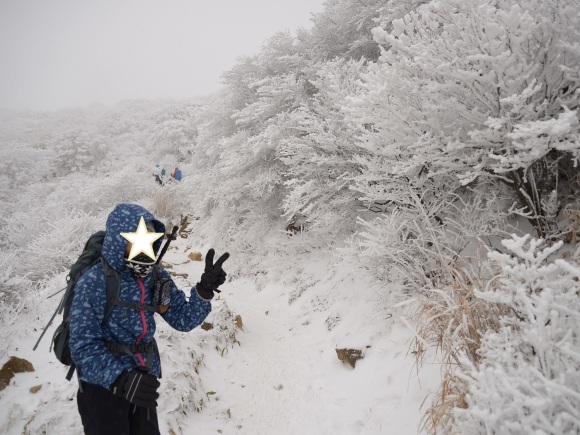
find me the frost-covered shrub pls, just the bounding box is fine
[345,182,511,304]
[308,0,383,62]
[150,118,196,158]
[0,252,30,300]
[454,235,580,434]
[0,252,30,323]
[157,329,207,417]
[352,0,580,238]
[0,252,17,290]
[22,208,104,280]
[0,141,54,190]
[279,59,367,241]
[156,302,239,433]
[188,124,287,259]
[149,175,201,227]
[52,130,106,175]
[207,301,240,352]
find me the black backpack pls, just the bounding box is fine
[33,232,123,380]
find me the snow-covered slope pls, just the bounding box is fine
[0,231,440,435]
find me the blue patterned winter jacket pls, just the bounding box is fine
[70,203,211,388]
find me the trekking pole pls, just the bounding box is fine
[155,226,178,265]
[47,285,67,299]
[33,291,66,351]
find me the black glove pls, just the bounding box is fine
[110,369,160,408]
[196,248,229,300]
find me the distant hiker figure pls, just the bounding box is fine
[69,203,229,435]
[153,164,165,185]
[170,165,182,182]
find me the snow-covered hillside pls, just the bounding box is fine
[0,224,440,435]
[1,0,580,433]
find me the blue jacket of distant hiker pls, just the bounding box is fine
[69,203,211,388]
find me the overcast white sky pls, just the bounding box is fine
[0,0,325,111]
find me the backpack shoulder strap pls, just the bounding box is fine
[101,259,157,323]
[152,264,162,280]
[102,258,120,323]
[65,363,76,381]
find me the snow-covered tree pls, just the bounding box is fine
[308,0,384,62]
[230,32,315,130]
[51,129,106,175]
[279,59,368,238]
[150,118,196,158]
[351,0,580,237]
[188,31,320,252]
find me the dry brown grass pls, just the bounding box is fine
[152,189,172,218]
[408,260,507,434]
[563,208,580,243]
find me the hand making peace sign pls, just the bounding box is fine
[196,249,230,300]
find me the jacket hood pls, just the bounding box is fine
[102,203,166,272]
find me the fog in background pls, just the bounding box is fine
[0,0,324,111]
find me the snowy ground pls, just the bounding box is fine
[188,280,440,435]
[0,233,441,435]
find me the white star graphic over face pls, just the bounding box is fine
[120,216,164,261]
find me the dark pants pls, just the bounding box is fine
[77,382,160,435]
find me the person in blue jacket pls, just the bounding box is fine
[70,203,228,435]
[171,165,182,182]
